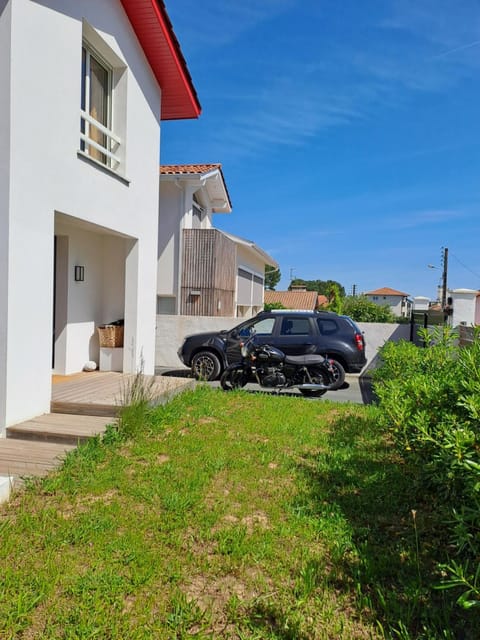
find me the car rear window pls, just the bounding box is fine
[317,318,339,335]
[280,317,310,335]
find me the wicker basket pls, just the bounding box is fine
[98,325,124,348]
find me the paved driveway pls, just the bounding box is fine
[157,368,374,405]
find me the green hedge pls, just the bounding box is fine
[373,327,480,610]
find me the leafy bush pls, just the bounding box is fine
[263,301,285,311]
[342,295,396,322]
[373,327,480,610]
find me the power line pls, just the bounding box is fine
[449,252,480,281]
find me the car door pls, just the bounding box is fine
[224,316,276,364]
[276,316,316,355]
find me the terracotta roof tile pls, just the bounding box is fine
[159,164,232,210]
[264,290,319,310]
[160,164,221,175]
[365,287,410,297]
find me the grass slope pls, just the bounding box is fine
[0,387,461,639]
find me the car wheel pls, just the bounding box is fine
[191,351,221,381]
[329,359,346,390]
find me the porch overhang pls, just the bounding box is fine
[221,231,278,269]
[160,164,232,212]
[120,0,201,120]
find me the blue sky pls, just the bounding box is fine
[161,0,480,299]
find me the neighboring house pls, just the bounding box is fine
[413,296,431,311]
[364,287,412,318]
[157,164,277,318]
[0,0,200,433]
[264,290,320,311]
[448,289,480,327]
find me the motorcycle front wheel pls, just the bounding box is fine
[220,368,249,391]
[300,366,329,397]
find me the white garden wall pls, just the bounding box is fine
[155,315,411,372]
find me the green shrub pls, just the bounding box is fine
[373,327,480,610]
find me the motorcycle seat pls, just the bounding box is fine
[284,354,325,366]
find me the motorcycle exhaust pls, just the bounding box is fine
[297,383,330,391]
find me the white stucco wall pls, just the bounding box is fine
[155,316,411,371]
[157,180,184,300]
[450,289,478,327]
[1,0,161,429]
[0,0,12,433]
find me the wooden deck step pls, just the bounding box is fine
[0,438,75,477]
[6,413,114,445]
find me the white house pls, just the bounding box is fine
[448,289,480,327]
[364,287,412,318]
[157,164,277,318]
[0,0,200,433]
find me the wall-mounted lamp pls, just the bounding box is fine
[190,290,201,296]
[74,265,85,282]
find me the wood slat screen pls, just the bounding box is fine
[181,229,236,316]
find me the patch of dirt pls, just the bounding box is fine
[197,417,218,425]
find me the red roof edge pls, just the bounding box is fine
[120,0,201,121]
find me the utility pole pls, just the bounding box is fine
[441,247,448,310]
[352,284,357,297]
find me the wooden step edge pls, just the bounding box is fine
[6,428,94,446]
[50,402,120,417]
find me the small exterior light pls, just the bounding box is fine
[74,265,85,282]
[190,290,201,296]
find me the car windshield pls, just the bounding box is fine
[237,317,275,337]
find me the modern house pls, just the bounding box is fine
[157,164,277,318]
[0,0,200,434]
[364,287,412,318]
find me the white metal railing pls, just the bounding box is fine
[80,110,121,170]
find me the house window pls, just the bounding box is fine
[80,43,121,171]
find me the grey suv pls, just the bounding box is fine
[177,310,366,386]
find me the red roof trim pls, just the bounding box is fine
[120,0,201,120]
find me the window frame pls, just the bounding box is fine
[78,22,127,178]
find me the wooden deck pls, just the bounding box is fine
[0,371,194,494]
[0,439,76,477]
[51,370,194,416]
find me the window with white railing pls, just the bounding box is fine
[80,44,122,171]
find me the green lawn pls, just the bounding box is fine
[0,387,465,639]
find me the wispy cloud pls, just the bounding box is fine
[388,208,468,229]
[168,0,480,158]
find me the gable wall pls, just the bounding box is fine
[2,0,162,426]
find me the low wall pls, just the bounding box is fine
[155,315,411,372]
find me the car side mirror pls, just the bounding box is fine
[230,329,239,339]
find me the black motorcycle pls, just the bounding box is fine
[220,333,336,397]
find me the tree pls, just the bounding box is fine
[342,295,395,323]
[264,266,281,290]
[264,301,285,312]
[290,278,346,297]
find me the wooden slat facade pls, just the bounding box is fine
[181,229,236,316]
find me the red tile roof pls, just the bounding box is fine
[160,164,221,175]
[160,164,232,211]
[120,0,201,120]
[317,294,328,308]
[365,287,410,297]
[264,290,319,311]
